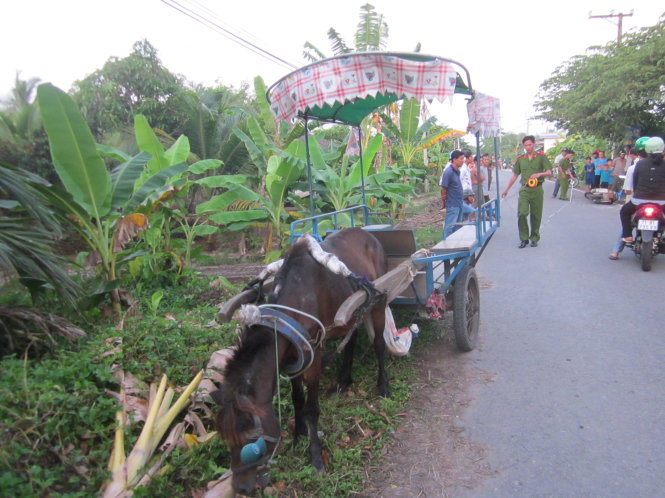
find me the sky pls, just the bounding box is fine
[3,0,663,134]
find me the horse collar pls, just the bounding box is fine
[257,307,314,376]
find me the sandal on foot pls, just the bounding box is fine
[621,237,633,243]
[608,253,619,260]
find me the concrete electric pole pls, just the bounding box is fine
[589,10,634,44]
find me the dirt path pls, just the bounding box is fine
[362,324,496,497]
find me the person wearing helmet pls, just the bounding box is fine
[619,136,665,242]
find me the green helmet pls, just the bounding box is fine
[635,137,650,151]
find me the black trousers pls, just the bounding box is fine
[620,201,638,238]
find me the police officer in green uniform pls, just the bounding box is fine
[557,148,575,200]
[501,135,553,248]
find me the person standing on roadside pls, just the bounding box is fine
[599,158,614,189]
[611,149,628,197]
[470,155,486,207]
[480,153,493,203]
[583,156,595,192]
[593,150,608,188]
[440,150,465,239]
[460,148,473,192]
[557,148,575,200]
[501,135,553,248]
[552,148,574,200]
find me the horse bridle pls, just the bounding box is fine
[231,413,280,474]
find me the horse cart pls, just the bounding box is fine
[220,52,501,350]
[213,53,501,495]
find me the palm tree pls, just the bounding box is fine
[303,3,389,61]
[0,163,80,307]
[0,74,42,144]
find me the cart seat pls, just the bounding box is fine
[431,225,477,253]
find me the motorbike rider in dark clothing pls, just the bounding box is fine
[620,136,665,242]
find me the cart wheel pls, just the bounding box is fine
[453,266,480,351]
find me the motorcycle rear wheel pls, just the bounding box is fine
[640,234,653,272]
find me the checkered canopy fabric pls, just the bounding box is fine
[267,53,463,125]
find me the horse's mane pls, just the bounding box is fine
[269,238,317,302]
[217,327,272,445]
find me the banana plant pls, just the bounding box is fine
[37,84,191,315]
[232,77,304,188]
[307,133,384,214]
[195,139,306,257]
[379,98,438,166]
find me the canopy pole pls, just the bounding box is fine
[304,117,318,236]
[475,131,482,239]
[493,136,501,226]
[358,126,368,225]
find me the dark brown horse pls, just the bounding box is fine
[215,228,388,495]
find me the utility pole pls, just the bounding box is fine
[589,10,633,44]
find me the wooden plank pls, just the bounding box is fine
[431,225,477,253]
[369,229,418,257]
[334,259,417,327]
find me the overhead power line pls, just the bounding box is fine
[158,0,300,71]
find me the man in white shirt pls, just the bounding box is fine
[460,148,473,192]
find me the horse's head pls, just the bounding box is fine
[214,328,281,496]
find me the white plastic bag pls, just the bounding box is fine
[383,307,417,356]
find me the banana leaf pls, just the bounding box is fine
[134,114,168,174]
[124,162,189,212]
[188,159,223,175]
[209,210,267,224]
[163,135,190,167]
[37,83,111,218]
[232,126,268,173]
[110,152,152,210]
[196,184,262,214]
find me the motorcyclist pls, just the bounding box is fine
[619,136,665,242]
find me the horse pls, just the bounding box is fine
[214,227,389,495]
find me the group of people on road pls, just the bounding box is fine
[441,134,665,255]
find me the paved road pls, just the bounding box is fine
[461,170,665,496]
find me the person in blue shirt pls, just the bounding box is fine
[440,149,465,239]
[594,150,608,188]
[599,158,614,188]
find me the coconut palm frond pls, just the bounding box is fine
[328,28,352,56]
[0,305,86,358]
[302,41,327,63]
[355,4,389,52]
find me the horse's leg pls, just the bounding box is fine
[302,359,324,472]
[369,302,390,397]
[336,329,357,393]
[291,375,307,444]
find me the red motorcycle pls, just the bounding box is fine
[629,203,665,271]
